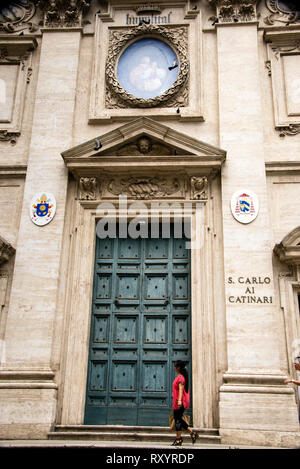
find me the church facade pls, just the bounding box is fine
[0,0,300,447]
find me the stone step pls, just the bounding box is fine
[48,426,221,444]
[48,431,221,444]
[52,425,219,435]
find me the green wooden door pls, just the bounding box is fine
[84,225,192,426]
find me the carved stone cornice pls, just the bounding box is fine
[274,243,300,265]
[264,0,300,26]
[0,236,15,265]
[105,23,189,109]
[274,226,300,265]
[0,1,39,34]
[37,0,91,28]
[208,0,258,23]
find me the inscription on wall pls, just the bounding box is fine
[126,12,172,25]
[227,276,273,304]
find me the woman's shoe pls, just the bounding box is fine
[171,437,183,446]
[191,431,199,444]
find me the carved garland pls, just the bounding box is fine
[105,23,189,109]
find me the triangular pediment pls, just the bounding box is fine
[61,117,226,176]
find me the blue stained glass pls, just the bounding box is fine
[117,38,179,99]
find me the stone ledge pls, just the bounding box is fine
[220,429,300,449]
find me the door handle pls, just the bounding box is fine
[114,299,120,306]
[163,299,169,306]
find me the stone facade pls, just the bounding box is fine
[0,0,299,447]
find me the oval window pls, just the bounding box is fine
[117,38,179,99]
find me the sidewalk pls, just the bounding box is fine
[0,439,288,449]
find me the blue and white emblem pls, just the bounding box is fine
[231,189,259,224]
[30,192,56,226]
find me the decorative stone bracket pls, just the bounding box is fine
[274,226,300,266]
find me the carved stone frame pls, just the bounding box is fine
[105,23,189,109]
[56,118,226,428]
[264,30,300,137]
[274,228,300,404]
[0,36,37,144]
[89,6,204,122]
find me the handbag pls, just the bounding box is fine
[169,413,190,430]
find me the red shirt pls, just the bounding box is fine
[172,374,190,410]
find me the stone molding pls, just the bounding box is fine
[105,23,189,109]
[274,226,300,265]
[0,36,37,144]
[0,235,15,266]
[265,29,300,137]
[208,0,258,23]
[264,0,300,26]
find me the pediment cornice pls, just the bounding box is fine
[61,118,226,177]
[274,226,300,265]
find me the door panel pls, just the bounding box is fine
[84,225,192,426]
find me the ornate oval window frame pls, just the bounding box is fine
[105,23,189,108]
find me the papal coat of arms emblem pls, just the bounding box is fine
[30,192,56,226]
[230,190,259,224]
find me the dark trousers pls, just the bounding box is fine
[173,404,189,431]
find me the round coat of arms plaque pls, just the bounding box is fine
[30,192,56,226]
[230,189,259,224]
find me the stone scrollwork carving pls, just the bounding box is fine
[264,0,300,25]
[105,23,189,109]
[78,177,99,200]
[208,0,257,23]
[0,235,15,266]
[106,176,182,200]
[0,0,39,34]
[37,0,91,28]
[0,130,21,145]
[278,124,300,138]
[191,176,208,200]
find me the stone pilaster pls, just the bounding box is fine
[216,20,299,445]
[0,30,81,438]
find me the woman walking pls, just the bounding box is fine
[171,360,199,446]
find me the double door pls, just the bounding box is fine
[84,225,192,426]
